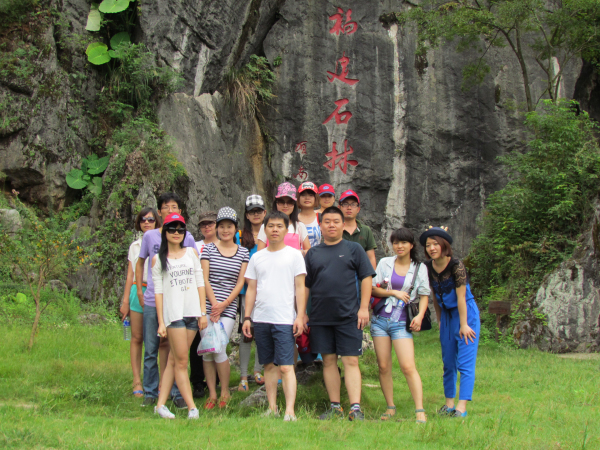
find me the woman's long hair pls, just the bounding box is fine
[390,228,419,263]
[241,214,256,249]
[158,221,185,272]
[272,199,298,233]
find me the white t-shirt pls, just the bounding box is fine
[257,222,309,250]
[152,247,204,327]
[244,246,307,325]
[303,216,321,248]
[128,238,148,283]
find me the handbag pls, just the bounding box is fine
[405,263,432,332]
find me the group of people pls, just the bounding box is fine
[119,181,480,422]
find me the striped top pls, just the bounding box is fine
[201,242,249,320]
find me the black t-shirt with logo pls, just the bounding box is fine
[305,239,376,325]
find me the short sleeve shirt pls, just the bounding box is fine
[305,240,376,325]
[342,220,377,252]
[201,243,249,320]
[424,258,475,309]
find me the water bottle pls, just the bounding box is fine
[386,278,404,322]
[123,317,131,341]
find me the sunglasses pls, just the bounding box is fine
[247,209,264,215]
[199,221,216,228]
[166,227,186,234]
[140,217,156,224]
[276,200,295,206]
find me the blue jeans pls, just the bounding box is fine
[143,305,181,399]
[370,316,413,340]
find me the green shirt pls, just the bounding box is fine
[342,220,377,252]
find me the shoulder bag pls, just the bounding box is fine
[406,263,432,332]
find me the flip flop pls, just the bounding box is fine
[218,397,230,409]
[204,398,217,410]
[254,373,265,385]
[132,382,144,398]
[380,406,396,421]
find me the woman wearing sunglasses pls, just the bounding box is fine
[257,182,310,255]
[153,213,208,419]
[120,207,161,398]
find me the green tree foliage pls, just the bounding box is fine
[468,100,600,334]
[0,191,88,350]
[382,0,600,111]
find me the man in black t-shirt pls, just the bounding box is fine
[304,207,375,421]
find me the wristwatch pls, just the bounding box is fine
[199,312,207,317]
[243,316,252,323]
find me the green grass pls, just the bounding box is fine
[0,325,598,449]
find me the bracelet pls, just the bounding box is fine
[243,317,252,323]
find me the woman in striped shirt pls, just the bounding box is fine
[200,207,249,409]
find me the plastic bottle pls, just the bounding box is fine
[123,317,131,341]
[387,278,405,322]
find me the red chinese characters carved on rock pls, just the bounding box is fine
[323,99,352,125]
[295,141,307,155]
[329,7,357,36]
[294,165,308,182]
[323,140,358,174]
[327,52,359,86]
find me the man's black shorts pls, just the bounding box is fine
[309,321,363,356]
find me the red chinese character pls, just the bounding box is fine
[322,99,353,125]
[294,165,308,182]
[327,52,359,86]
[323,140,358,174]
[294,141,307,155]
[329,8,357,36]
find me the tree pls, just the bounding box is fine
[382,0,600,112]
[0,191,88,350]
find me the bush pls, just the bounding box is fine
[467,100,600,336]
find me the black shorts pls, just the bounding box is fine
[309,321,363,357]
[254,323,295,366]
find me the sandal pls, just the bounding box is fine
[254,373,265,386]
[238,381,249,392]
[218,397,230,409]
[132,382,144,398]
[380,406,396,421]
[204,398,217,410]
[415,408,427,423]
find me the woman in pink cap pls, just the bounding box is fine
[298,181,322,248]
[257,182,310,254]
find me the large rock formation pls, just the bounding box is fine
[514,205,600,353]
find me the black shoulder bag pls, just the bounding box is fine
[406,263,432,332]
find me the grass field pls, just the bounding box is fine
[0,324,598,449]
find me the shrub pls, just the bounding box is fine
[467,100,600,337]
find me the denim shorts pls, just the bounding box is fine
[370,316,412,340]
[168,317,199,331]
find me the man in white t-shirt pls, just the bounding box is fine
[242,211,307,421]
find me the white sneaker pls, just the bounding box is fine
[283,414,297,422]
[188,408,199,419]
[262,408,280,418]
[154,405,175,419]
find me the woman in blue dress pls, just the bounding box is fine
[420,227,479,418]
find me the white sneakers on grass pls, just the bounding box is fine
[283,414,297,422]
[155,405,199,420]
[154,405,175,419]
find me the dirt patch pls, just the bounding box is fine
[556,353,600,360]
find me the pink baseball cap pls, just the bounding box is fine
[318,184,335,196]
[339,189,360,204]
[163,213,186,226]
[298,181,318,195]
[276,182,297,201]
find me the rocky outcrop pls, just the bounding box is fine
[514,206,600,353]
[156,92,272,236]
[0,0,99,211]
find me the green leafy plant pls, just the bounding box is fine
[224,55,276,119]
[66,154,109,195]
[467,100,600,337]
[0,191,88,350]
[85,32,131,65]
